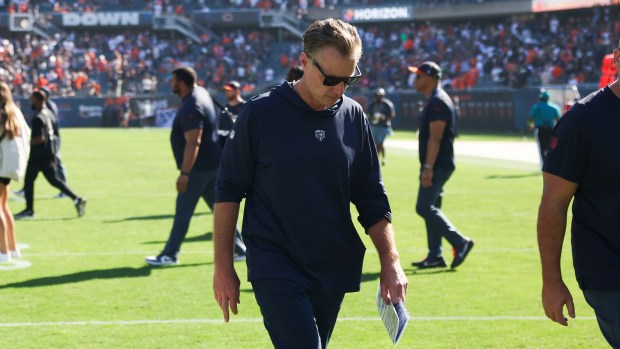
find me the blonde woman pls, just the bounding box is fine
[0,82,28,261]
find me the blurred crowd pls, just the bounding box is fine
[0,29,275,97]
[6,0,523,14]
[356,6,619,92]
[0,2,618,97]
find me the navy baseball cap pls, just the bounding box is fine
[408,61,442,79]
[223,81,241,91]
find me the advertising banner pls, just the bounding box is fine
[342,6,413,23]
[51,12,153,28]
[192,10,260,27]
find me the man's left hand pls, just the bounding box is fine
[421,168,433,188]
[177,174,189,193]
[379,258,408,305]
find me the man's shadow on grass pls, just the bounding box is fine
[486,172,540,179]
[0,263,210,289]
[406,267,456,275]
[105,212,211,223]
[142,232,212,245]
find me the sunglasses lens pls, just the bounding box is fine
[346,76,360,85]
[323,78,341,86]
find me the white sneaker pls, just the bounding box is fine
[145,254,178,266]
[0,253,11,262]
[9,249,21,259]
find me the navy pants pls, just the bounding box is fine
[535,126,554,166]
[162,169,245,257]
[416,168,466,258]
[24,156,79,212]
[583,289,620,348]
[252,279,345,349]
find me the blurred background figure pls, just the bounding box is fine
[14,87,69,199]
[145,67,224,266]
[529,91,561,167]
[219,80,247,261]
[367,87,395,166]
[14,91,86,220]
[285,65,304,82]
[0,82,30,261]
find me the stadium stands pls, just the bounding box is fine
[0,2,617,97]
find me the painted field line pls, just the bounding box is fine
[23,247,555,257]
[0,316,596,327]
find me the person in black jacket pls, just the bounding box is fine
[14,91,86,219]
[14,86,69,199]
[213,18,407,349]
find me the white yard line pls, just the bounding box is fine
[387,139,539,164]
[0,316,596,327]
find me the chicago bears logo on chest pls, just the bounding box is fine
[315,130,326,142]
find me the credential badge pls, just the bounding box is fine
[315,130,325,142]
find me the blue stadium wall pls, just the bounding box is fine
[15,88,595,132]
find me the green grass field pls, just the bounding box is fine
[0,129,606,348]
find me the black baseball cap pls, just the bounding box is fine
[408,61,442,79]
[223,81,241,91]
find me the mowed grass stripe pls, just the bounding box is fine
[0,316,597,327]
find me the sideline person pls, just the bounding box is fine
[14,91,86,219]
[285,65,304,82]
[529,91,561,167]
[213,18,408,349]
[0,82,29,261]
[537,41,620,347]
[409,61,474,269]
[15,86,69,199]
[219,80,247,261]
[367,87,395,166]
[145,67,221,266]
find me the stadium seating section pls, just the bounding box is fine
[0,1,618,97]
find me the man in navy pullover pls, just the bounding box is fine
[213,19,408,348]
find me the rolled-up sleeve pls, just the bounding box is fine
[351,114,392,230]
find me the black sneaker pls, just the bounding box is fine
[14,209,34,220]
[145,254,179,266]
[451,239,475,269]
[412,256,447,269]
[75,198,87,217]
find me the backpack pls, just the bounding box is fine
[0,109,31,182]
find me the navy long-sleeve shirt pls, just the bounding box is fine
[216,82,391,293]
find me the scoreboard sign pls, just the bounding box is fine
[342,6,413,23]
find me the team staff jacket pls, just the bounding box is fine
[418,88,456,171]
[543,86,620,291]
[216,82,391,293]
[29,108,55,159]
[170,86,221,171]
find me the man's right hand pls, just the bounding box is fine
[213,267,241,322]
[542,278,575,326]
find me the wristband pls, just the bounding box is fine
[423,163,433,170]
[180,171,190,176]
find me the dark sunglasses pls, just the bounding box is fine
[305,51,362,86]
